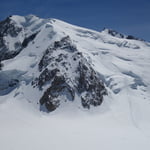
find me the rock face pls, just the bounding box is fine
[0,16,37,61]
[0,17,23,61]
[0,17,22,37]
[77,61,106,109]
[33,36,107,112]
[103,28,144,41]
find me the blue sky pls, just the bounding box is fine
[0,0,150,41]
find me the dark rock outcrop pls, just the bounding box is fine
[22,32,38,48]
[0,17,23,61]
[35,36,107,112]
[40,75,75,112]
[77,61,107,109]
[0,17,38,62]
[0,17,22,37]
[103,28,144,41]
[106,29,124,38]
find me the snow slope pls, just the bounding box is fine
[0,15,150,150]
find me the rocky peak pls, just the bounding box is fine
[33,36,107,112]
[102,28,144,41]
[0,17,23,61]
[0,16,22,37]
[102,28,125,39]
[0,16,39,61]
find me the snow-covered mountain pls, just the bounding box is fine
[0,15,108,112]
[0,15,150,150]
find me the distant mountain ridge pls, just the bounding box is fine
[102,28,144,41]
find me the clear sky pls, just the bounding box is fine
[0,0,150,41]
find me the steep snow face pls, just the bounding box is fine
[0,15,150,149]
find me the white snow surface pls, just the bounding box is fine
[0,15,150,150]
